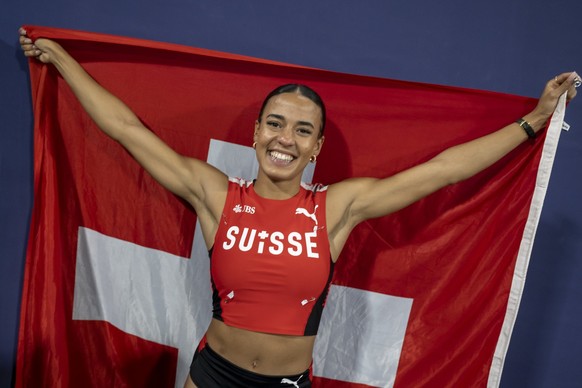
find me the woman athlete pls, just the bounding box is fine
[19,28,578,388]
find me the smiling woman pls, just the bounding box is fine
[17,26,578,388]
[253,90,325,196]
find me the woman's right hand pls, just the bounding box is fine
[19,27,61,64]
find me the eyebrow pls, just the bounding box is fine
[266,114,315,129]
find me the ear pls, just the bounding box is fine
[313,135,325,157]
[254,120,260,142]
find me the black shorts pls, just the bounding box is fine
[189,343,311,388]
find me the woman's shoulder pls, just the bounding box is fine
[300,181,328,193]
[325,177,379,211]
[228,176,254,187]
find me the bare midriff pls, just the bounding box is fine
[205,318,315,375]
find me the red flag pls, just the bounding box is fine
[17,25,564,387]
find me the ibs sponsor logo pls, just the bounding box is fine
[233,204,255,214]
[222,226,319,259]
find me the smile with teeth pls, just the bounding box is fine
[269,151,295,164]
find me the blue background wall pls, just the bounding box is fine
[1,1,581,386]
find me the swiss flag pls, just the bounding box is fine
[16,25,565,387]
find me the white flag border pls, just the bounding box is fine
[487,93,568,387]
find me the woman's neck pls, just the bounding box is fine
[253,174,301,200]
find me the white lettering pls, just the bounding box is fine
[239,228,256,251]
[222,227,320,258]
[269,232,284,255]
[305,230,319,259]
[223,226,239,250]
[288,232,303,256]
[257,230,269,254]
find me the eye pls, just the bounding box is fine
[267,120,282,128]
[297,127,313,136]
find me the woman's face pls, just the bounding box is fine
[254,92,324,183]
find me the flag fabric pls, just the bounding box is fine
[16,25,565,388]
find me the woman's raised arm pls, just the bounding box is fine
[326,72,578,256]
[19,28,227,214]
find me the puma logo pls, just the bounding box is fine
[281,374,303,388]
[295,205,318,226]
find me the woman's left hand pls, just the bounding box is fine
[532,71,578,120]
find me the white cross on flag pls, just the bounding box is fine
[16,25,566,388]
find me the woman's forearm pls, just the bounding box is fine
[433,117,540,185]
[47,41,142,142]
[435,73,577,185]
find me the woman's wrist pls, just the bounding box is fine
[522,111,550,134]
[47,42,74,73]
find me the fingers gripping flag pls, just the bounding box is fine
[17,26,566,388]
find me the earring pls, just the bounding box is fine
[310,155,317,163]
[252,142,257,149]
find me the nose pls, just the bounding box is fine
[277,126,295,146]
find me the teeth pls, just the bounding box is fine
[270,151,294,162]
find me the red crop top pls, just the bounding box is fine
[210,177,334,336]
